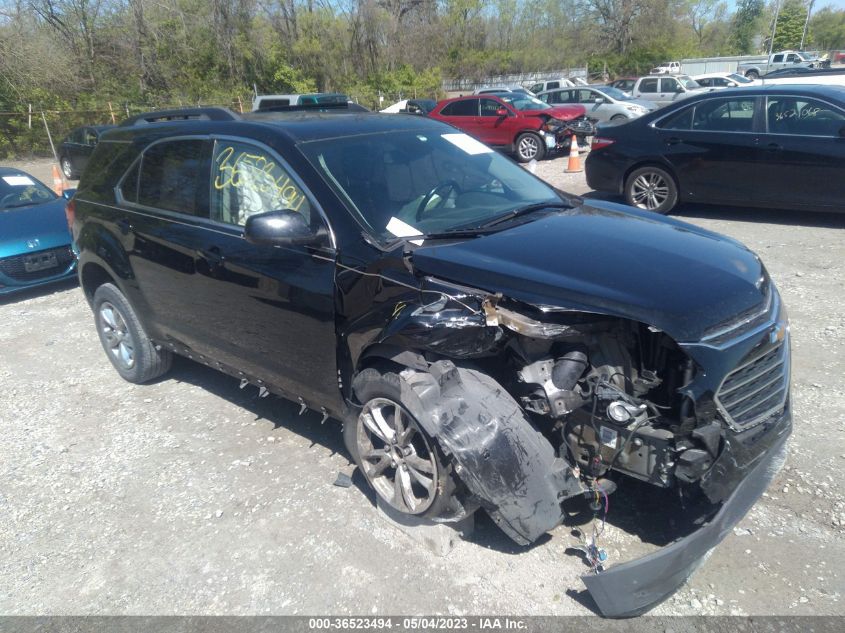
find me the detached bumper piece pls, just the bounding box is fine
[582,421,790,617]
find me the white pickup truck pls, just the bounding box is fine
[650,61,681,75]
[630,74,709,107]
[737,51,817,80]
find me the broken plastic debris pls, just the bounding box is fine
[333,472,353,488]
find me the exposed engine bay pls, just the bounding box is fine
[366,275,792,616]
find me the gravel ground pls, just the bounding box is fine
[1,156,843,616]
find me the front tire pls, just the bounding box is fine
[345,368,457,519]
[624,165,678,214]
[745,70,759,80]
[514,132,545,163]
[92,283,172,383]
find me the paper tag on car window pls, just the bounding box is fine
[386,217,424,245]
[3,176,35,186]
[442,133,493,155]
[599,426,618,448]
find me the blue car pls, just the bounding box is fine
[0,167,77,296]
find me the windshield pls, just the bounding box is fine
[300,130,561,243]
[0,173,56,210]
[498,94,551,111]
[678,75,702,90]
[728,73,753,84]
[594,85,632,101]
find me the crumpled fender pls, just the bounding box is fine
[390,360,583,544]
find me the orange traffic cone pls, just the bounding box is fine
[565,136,582,173]
[51,164,65,195]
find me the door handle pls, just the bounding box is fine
[666,137,682,146]
[116,218,132,235]
[766,142,783,151]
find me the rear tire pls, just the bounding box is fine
[610,114,628,122]
[624,165,678,214]
[92,283,172,384]
[60,156,76,180]
[745,70,759,80]
[514,132,545,163]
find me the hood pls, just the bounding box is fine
[411,201,767,342]
[0,198,72,257]
[524,105,586,121]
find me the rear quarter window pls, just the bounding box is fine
[76,139,138,202]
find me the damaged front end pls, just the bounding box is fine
[352,272,791,617]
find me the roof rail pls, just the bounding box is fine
[120,107,240,127]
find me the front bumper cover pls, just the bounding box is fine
[582,408,791,617]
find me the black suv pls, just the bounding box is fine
[70,107,792,616]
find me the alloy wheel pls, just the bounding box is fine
[98,301,135,370]
[61,158,73,180]
[630,172,670,210]
[517,135,540,161]
[356,398,438,514]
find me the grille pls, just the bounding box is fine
[567,117,596,136]
[0,246,75,282]
[716,342,789,430]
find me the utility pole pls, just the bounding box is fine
[800,0,816,51]
[768,0,783,56]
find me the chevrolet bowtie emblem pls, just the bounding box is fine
[26,238,40,249]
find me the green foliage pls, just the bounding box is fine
[808,6,845,51]
[732,0,765,53]
[773,0,809,51]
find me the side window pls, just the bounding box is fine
[767,96,845,136]
[479,99,502,116]
[441,99,478,116]
[136,139,211,216]
[772,54,784,63]
[786,53,798,63]
[693,97,756,132]
[657,106,694,130]
[547,81,559,90]
[581,90,598,103]
[639,78,658,93]
[530,84,543,94]
[83,128,98,145]
[210,141,313,227]
[661,78,680,93]
[697,79,711,87]
[119,158,141,202]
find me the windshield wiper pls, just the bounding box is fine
[478,201,570,229]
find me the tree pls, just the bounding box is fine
[732,0,764,53]
[772,0,809,51]
[808,7,845,50]
[685,0,727,47]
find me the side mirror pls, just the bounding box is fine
[594,97,604,104]
[244,210,322,247]
[62,188,77,200]
[496,107,509,117]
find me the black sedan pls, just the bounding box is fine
[585,85,845,214]
[59,125,114,180]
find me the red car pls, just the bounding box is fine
[429,93,589,162]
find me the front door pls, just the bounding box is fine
[476,98,515,146]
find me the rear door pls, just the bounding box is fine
[758,94,845,210]
[436,99,481,139]
[636,77,660,104]
[654,95,762,204]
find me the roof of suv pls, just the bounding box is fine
[105,107,449,145]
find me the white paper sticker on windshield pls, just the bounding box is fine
[385,216,424,245]
[3,175,35,186]
[442,133,493,155]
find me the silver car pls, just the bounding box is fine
[537,85,656,123]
